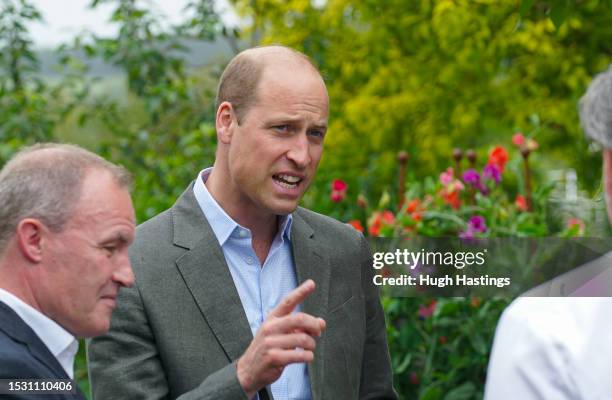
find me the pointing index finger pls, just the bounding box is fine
[271,279,315,317]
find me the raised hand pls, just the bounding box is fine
[236,279,326,398]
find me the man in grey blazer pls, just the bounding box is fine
[88,45,397,400]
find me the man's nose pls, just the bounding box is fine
[113,254,135,288]
[287,133,311,168]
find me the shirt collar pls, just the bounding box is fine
[193,168,293,245]
[0,288,78,378]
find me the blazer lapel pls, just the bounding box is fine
[291,210,331,400]
[172,184,254,362]
[0,302,70,379]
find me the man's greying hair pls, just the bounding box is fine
[0,143,131,253]
[215,45,320,124]
[579,65,612,149]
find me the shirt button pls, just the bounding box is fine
[246,257,254,265]
[239,230,249,238]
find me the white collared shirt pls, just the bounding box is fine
[485,297,612,400]
[0,288,79,379]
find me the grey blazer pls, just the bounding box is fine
[87,183,397,400]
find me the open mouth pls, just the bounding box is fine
[272,173,303,189]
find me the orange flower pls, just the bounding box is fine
[411,212,422,222]
[441,189,461,209]
[405,199,421,213]
[488,146,509,172]
[515,194,528,211]
[368,210,395,236]
[347,220,364,233]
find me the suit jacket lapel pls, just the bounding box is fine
[0,301,70,379]
[291,210,331,400]
[172,184,254,362]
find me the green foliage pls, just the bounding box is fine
[0,0,88,164]
[71,0,223,221]
[385,297,509,400]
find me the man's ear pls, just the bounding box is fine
[216,101,237,145]
[16,219,47,263]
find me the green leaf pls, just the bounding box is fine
[549,0,570,29]
[443,382,476,400]
[519,0,535,17]
[420,386,443,400]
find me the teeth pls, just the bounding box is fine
[278,174,301,183]
[276,180,297,189]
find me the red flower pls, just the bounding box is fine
[347,220,364,233]
[417,299,437,319]
[409,372,420,386]
[411,212,422,222]
[332,179,348,191]
[488,146,509,172]
[330,179,348,202]
[515,194,528,212]
[439,336,447,345]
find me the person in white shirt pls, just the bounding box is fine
[0,143,136,399]
[484,66,612,399]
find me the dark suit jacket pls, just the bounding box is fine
[0,301,85,400]
[87,183,397,400]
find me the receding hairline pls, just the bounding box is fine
[6,143,131,188]
[215,45,326,122]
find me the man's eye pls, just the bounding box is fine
[309,129,325,138]
[103,246,117,256]
[273,125,290,133]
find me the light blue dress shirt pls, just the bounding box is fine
[193,168,311,400]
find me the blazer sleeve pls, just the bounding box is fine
[358,233,399,400]
[87,268,248,400]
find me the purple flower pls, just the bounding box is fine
[459,228,475,239]
[462,169,481,186]
[483,164,501,184]
[469,215,487,233]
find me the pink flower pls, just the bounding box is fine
[440,167,454,186]
[330,179,348,202]
[512,132,526,147]
[418,300,437,319]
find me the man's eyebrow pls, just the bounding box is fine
[102,233,132,245]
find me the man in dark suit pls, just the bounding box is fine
[0,143,136,399]
[88,46,397,399]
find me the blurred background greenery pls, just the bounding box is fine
[2,0,611,398]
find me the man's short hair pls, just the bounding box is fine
[0,143,131,252]
[215,45,320,124]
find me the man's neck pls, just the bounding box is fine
[205,167,279,245]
